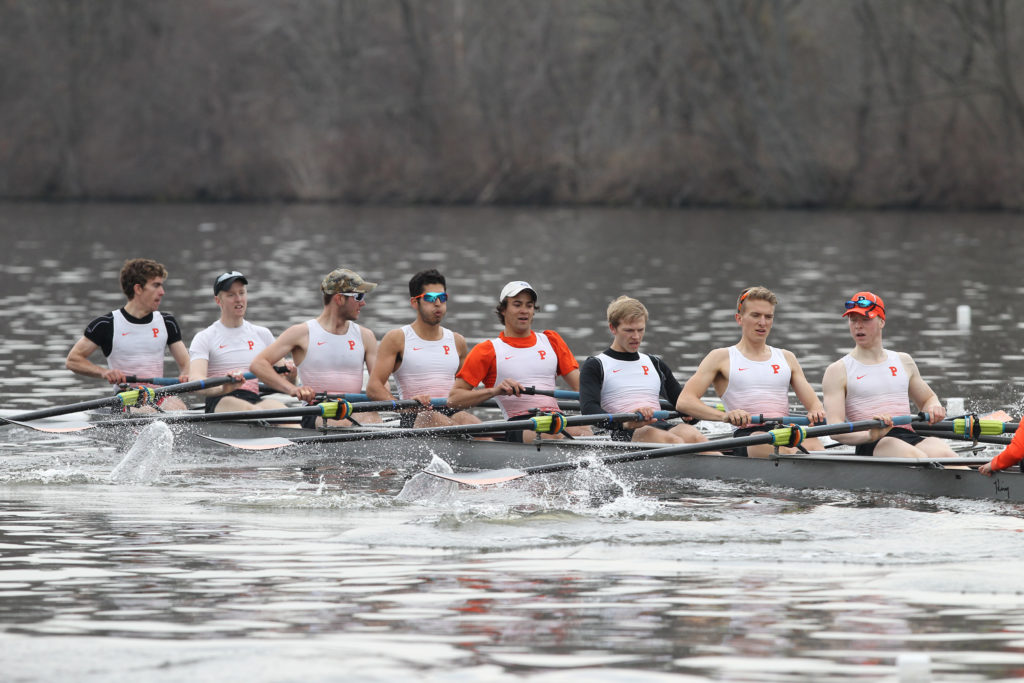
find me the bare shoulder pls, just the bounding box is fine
[897,351,920,373]
[700,346,731,368]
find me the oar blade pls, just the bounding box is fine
[6,418,95,433]
[199,435,296,451]
[423,467,529,486]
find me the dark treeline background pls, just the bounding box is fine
[3,0,1024,208]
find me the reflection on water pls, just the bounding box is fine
[3,204,1024,680]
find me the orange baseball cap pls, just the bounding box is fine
[842,291,885,320]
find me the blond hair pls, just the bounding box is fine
[607,296,649,328]
[736,286,777,313]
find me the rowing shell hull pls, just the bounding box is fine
[359,438,1022,503]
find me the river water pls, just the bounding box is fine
[2,203,1024,681]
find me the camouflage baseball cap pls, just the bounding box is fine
[321,268,378,295]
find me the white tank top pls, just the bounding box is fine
[493,333,560,418]
[843,350,911,421]
[595,352,662,413]
[189,320,275,393]
[721,345,792,417]
[298,319,366,394]
[393,325,459,399]
[107,309,168,378]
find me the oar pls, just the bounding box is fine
[912,429,1012,446]
[0,375,244,428]
[911,418,1019,437]
[125,365,291,386]
[203,410,681,451]
[424,415,923,486]
[14,398,451,433]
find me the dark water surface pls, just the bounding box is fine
[2,203,1024,681]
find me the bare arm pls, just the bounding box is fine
[361,326,378,379]
[784,349,825,424]
[168,340,191,383]
[903,352,945,423]
[676,349,741,423]
[448,377,506,409]
[562,368,581,392]
[366,329,402,401]
[66,337,125,384]
[251,324,309,401]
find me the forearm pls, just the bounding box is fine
[447,385,497,410]
[675,394,726,421]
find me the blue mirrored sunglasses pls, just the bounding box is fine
[844,296,877,310]
[340,292,366,302]
[414,292,448,303]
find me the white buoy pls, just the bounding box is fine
[956,304,971,329]
[946,397,965,415]
[897,652,932,683]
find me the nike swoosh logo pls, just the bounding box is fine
[317,341,327,346]
[856,375,867,380]
[504,355,514,360]
[121,332,131,336]
[737,367,749,371]
[412,347,423,351]
[611,369,623,373]
[218,344,228,349]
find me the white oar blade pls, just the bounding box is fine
[6,419,95,433]
[199,435,295,450]
[422,467,528,486]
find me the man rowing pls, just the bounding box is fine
[189,271,294,413]
[821,291,954,458]
[65,257,190,410]
[366,269,479,427]
[250,267,380,427]
[676,286,825,457]
[448,280,592,442]
[580,296,709,445]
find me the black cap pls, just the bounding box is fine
[213,271,248,295]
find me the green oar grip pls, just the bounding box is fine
[769,425,807,448]
[117,386,156,408]
[319,400,353,421]
[952,417,1006,437]
[530,412,567,435]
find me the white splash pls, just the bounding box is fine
[395,454,457,504]
[109,421,174,484]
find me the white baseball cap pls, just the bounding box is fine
[499,281,537,302]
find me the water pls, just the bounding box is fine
[3,204,1024,681]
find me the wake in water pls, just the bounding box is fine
[109,421,174,484]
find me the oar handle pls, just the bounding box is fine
[521,387,581,400]
[750,415,812,425]
[125,366,290,386]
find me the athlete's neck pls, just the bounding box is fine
[317,309,352,335]
[502,325,534,339]
[850,343,886,364]
[735,337,770,360]
[410,319,443,341]
[219,313,245,328]
[123,299,155,319]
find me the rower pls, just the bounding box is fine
[250,267,380,427]
[676,286,826,458]
[188,271,296,413]
[366,269,480,428]
[580,296,710,446]
[447,280,592,443]
[821,291,955,458]
[65,257,190,411]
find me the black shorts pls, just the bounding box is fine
[854,427,924,456]
[728,425,772,457]
[204,389,262,413]
[398,406,458,429]
[610,419,675,442]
